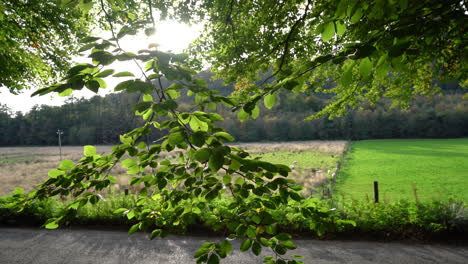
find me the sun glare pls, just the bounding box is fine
[1,21,202,113]
[118,21,201,54]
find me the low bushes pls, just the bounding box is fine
[1,193,466,241]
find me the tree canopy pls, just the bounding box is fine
[3,0,466,118]
[191,0,467,118]
[0,0,93,92]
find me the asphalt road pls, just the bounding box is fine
[0,227,467,264]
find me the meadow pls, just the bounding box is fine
[1,140,466,239]
[0,141,347,196]
[334,138,468,202]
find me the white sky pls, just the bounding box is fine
[0,21,202,113]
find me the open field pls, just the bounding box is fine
[334,138,468,201]
[0,146,114,196]
[0,141,347,196]
[241,141,347,195]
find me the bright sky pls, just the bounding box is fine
[0,21,202,113]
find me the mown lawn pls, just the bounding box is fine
[335,138,468,201]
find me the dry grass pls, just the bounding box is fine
[0,141,348,196]
[237,141,347,196]
[0,146,114,196]
[232,140,347,154]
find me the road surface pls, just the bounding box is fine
[0,227,466,263]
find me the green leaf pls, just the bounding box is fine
[113,208,128,215]
[166,89,180,99]
[45,221,59,229]
[213,132,234,142]
[223,175,231,185]
[237,109,249,121]
[89,50,115,65]
[150,229,162,240]
[108,176,117,184]
[12,187,24,195]
[351,8,363,23]
[336,21,346,36]
[195,148,211,163]
[321,21,335,42]
[195,242,215,258]
[137,141,147,149]
[59,88,73,97]
[115,79,154,94]
[113,71,135,77]
[207,253,220,264]
[78,42,96,52]
[80,36,100,43]
[59,160,74,170]
[259,237,270,247]
[376,62,389,79]
[289,191,303,201]
[251,105,260,119]
[246,225,257,239]
[128,223,139,235]
[134,102,152,112]
[78,0,93,13]
[189,132,205,147]
[145,27,156,36]
[83,145,96,157]
[219,240,232,256]
[240,239,252,252]
[280,240,297,249]
[274,245,287,255]
[275,233,292,241]
[95,69,115,78]
[189,116,209,132]
[126,210,135,220]
[122,158,137,168]
[264,93,276,109]
[120,135,133,144]
[251,241,262,256]
[251,215,261,225]
[341,67,353,87]
[143,94,153,102]
[117,25,137,39]
[359,57,372,79]
[168,132,185,145]
[208,150,224,172]
[92,78,106,88]
[86,80,100,93]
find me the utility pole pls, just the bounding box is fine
[57,129,63,161]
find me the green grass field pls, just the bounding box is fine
[335,138,468,201]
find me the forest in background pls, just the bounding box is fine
[1,74,466,146]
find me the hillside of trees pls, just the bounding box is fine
[1,78,466,146]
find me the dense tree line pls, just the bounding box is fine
[223,93,468,142]
[1,85,466,146]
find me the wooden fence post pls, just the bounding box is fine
[374,181,379,203]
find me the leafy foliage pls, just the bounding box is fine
[0,0,91,91]
[2,194,466,241]
[191,0,467,119]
